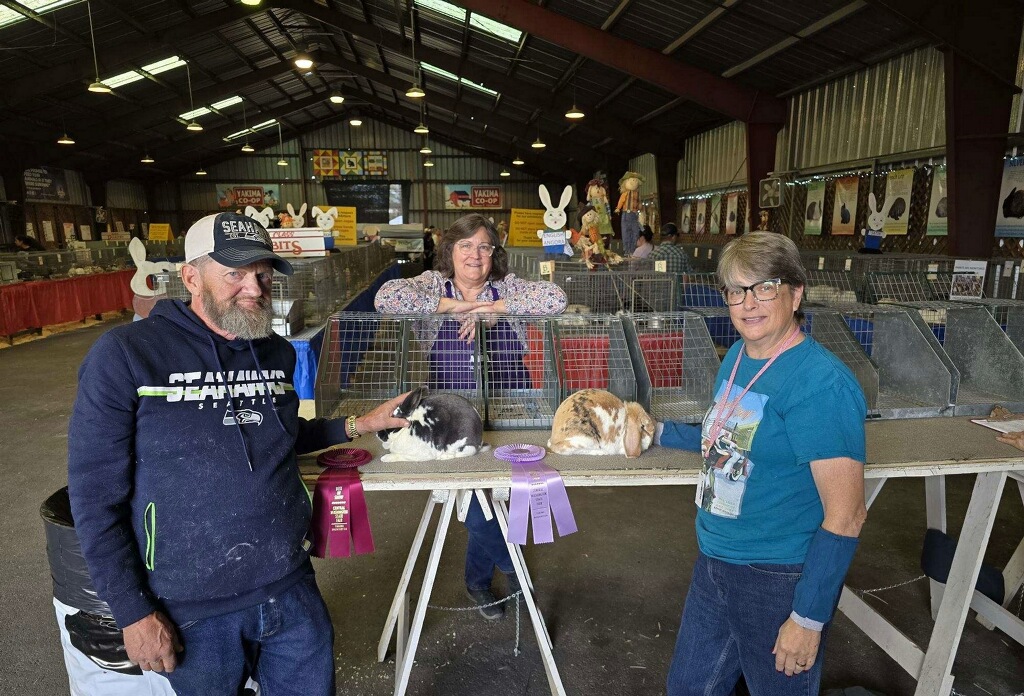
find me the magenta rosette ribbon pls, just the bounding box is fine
[498,446,577,545]
[310,448,375,558]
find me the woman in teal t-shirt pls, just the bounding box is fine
[663,231,868,696]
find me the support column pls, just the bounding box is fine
[944,4,1022,256]
[85,176,108,239]
[656,155,679,232]
[745,121,782,232]
[0,155,27,244]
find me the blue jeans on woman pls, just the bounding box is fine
[464,495,515,590]
[165,573,334,696]
[666,552,827,696]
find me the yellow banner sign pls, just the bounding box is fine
[508,208,547,247]
[333,206,358,246]
[148,223,172,242]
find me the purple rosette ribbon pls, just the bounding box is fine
[310,448,375,558]
[507,461,578,545]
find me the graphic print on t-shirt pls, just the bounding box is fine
[696,382,768,518]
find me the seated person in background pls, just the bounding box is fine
[14,234,46,251]
[632,226,654,259]
[649,223,693,275]
[375,213,567,619]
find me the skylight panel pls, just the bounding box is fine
[102,56,187,89]
[179,106,211,120]
[0,0,82,31]
[224,119,277,141]
[421,62,498,97]
[414,0,522,42]
[179,96,242,121]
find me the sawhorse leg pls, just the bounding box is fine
[925,475,947,620]
[378,492,439,663]
[914,471,1007,696]
[491,492,565,695]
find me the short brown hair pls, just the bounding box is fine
[434,214,509,280]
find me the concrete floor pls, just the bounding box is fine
[2,317,1023,696]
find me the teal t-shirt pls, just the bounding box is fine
[695,335,867,564]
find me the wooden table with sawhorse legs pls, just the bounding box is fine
[302,418,1024,696]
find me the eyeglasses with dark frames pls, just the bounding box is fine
[721,278,786,305]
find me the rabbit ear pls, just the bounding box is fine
[623,404,643,458]
[397,386,428,416]
[128,237,147,264]
[327,207,337,216]
[312,206,324,217]
[869,193,878,213]
[287,203,296,215]
[244,205,258,217]
[557,185,573,211]
[538,184,553,211]
[299,203,307,216]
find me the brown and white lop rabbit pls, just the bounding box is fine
[547,389,656,458]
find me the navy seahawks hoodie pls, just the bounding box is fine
[68,299,349,629]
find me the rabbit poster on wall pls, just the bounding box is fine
[926,167,948,236]
[831,176,859,235]
[695,198,707,235]
[881,168,913,236]
[679,202,691,233]
[709,194,722,234]
[995,158,1024,237]
[803,181,825,236]
[725,193,739,235]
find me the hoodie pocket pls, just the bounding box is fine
[143,502,156,571]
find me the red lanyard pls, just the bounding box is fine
[705,326,802,452]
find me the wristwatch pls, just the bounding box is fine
[346,415,361,439]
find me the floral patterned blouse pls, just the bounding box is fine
[374,270,567,350]
[374,270,567,316]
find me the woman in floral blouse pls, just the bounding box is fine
[375,213,566,620]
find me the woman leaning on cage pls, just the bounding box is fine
[374,213,567,620]
[656,231,868,696]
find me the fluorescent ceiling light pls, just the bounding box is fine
[0,0,83,31]
[103,55,187,89]
[414,0,521,42]
[421,62,498,97]
[224,118,277,141]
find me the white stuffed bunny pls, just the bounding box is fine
[311,206,338,232]
[861,192,885,253]
[286,203,308,228]
[244,205,274,228]
[536,184,573,257]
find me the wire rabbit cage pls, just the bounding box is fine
[551,315,638,403]
[551,264,677,314]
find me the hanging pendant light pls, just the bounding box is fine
[413,122,429,135]
[276,122,288,166]
[329,90,345,104]
[531,137,546,149]
[349,114,363,126]
[240,102,254,152]
[184,62,202,131]
[564,78,584,119]
[294,52,314,70]
[140,152,155,163]
[240,0,262,5]
[419,143,432,154]
[241,142,255,153]
[405,12,426,99]
[406,82,425,99]
[500,169,510,177]
[86,2,111,93]
[423,160,434,167]
[196,166,207,176]
[512,154,525,166]
[57,117,75,145]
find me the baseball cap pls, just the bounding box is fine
[184,212,293,275]
[661,223,679,237]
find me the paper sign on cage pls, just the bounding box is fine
[507,462,577,545]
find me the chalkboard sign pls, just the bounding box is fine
[321,181,409,223]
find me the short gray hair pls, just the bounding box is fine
[717,231,807,291]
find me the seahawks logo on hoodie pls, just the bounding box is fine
[224,409,263,426]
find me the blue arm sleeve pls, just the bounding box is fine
[656,421,702,451]
[791,526,860,627]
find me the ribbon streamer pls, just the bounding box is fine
[507,461,577,545]
[310,449,375,558]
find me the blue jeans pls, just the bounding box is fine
[667,552,826,696]
[621,211,640,256]
[464,495,515,590]
[165,574,334,696]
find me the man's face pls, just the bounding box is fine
[191,260,275,340]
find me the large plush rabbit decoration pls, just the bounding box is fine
[536,184,573,258]
[244,205,275,228]
[860,192,886,254]
[286,203,308,228]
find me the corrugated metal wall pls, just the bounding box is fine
[107,180,148,210]
[628,153,658,198]
[153,118,550,230]
[1011,21,1024,132]
[777,47,946,172]
[676,121,747,193]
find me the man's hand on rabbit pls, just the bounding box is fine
[356,392,412,434]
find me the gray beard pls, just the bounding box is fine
[202,287,274,340]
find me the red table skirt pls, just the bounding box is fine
[0,270,136,336]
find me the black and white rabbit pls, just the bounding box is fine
[376,386,486,462]
[1003,187,1024,219]
[888,197,907,221]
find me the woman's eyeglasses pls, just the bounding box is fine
[455,241,495,257]
[721,278,785,305]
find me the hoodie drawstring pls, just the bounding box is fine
[248,343,289,436]
[208,336,254,471]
